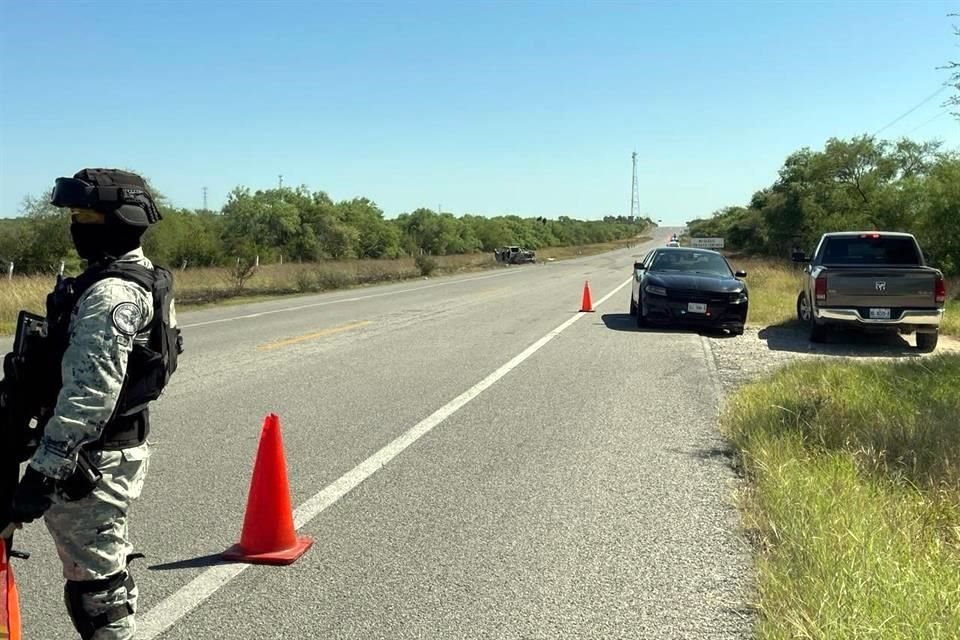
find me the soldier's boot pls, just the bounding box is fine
[64,568,138,640]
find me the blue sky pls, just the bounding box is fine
[1,0,958,225]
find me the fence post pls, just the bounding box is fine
[279,254,283,265]
[254,255,260,268]
[59,260,65,276]
[181,260,188,271]
[7,261,13,281]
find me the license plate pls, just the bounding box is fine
[869,308,891,320]
[687,302,707,314]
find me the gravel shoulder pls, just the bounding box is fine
[703,322,960,392]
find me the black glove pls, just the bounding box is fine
[2,352,24,385]
[8,467,56,525]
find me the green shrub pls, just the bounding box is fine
[415,254,438,277]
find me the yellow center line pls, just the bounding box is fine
[256,320,372,351]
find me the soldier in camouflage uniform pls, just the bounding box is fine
[7,169,181,640]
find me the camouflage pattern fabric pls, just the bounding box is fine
[44,444,149,639]
[30,249,155,480]
[27,248,170,639]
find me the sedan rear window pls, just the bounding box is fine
[820,236,922,266]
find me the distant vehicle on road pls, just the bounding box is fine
[792,231,946,351]
[494,246,536,265]
[666,241,680,247]
[630,246,748,335]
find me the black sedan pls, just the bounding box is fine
[629,247,749,334]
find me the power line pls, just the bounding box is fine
[905,110,950,135]
[871,85,949,137]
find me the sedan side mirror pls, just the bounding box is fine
[633,261,645,271]
[735,270,747,278]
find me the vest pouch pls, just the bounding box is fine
[116,346,165,416]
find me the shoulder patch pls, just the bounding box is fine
[111,302,143,336]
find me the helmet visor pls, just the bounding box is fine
[51,177,97,209]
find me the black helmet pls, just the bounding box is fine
[51,168,162,226]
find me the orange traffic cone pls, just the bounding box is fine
[1,542,22,640]
[580,281,594,312]
[222,414,314,565]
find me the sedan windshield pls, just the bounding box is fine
[649,251,732,277]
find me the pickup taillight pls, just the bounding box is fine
[815,274,827,302]
[935,276,946,304]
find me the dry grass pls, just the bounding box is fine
[945,277,960,338]
[535,236,648,261]
[722,256,805,328]
[725,356,960,639]
[0,236,649,335]
[0,276,52,334]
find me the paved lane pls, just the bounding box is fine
[12,228,751,639]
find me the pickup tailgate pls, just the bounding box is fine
[825,269,939,308]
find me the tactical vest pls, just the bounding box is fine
[45,261,183,449]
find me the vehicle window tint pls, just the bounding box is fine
[821,237,921,265]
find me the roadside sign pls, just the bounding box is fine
[690,237,725,249]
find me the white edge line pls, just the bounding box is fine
[138,276,632,639]
[181,270,522,329]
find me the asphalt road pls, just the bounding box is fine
[11,228,753,639]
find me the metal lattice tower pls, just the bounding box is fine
[630,151,640,219]
[202,186,208,211]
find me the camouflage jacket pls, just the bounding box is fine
[29,248,176,480]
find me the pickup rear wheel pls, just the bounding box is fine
[916,331,939,353]
[799,293,827,343]
[797,292,812,323]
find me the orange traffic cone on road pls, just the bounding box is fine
[222,414,314,565]
[580,281,594,312]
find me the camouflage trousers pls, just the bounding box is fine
[43,443,151,640]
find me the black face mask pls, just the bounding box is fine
[71,223,106,262]
[70,223,144,263]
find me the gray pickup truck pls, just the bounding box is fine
[792,232,947,351]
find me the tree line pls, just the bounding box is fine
[0,182,653,275]
[685,135,960,275]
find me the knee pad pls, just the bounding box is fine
[64,570,135,640]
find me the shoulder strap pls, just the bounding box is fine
[74,262,157,299]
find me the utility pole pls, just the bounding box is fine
[630,151,640,220]
[278,175,283,190]
[202,186,208,211]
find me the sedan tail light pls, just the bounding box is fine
[935,276,946,304]
[815,274,828,302]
